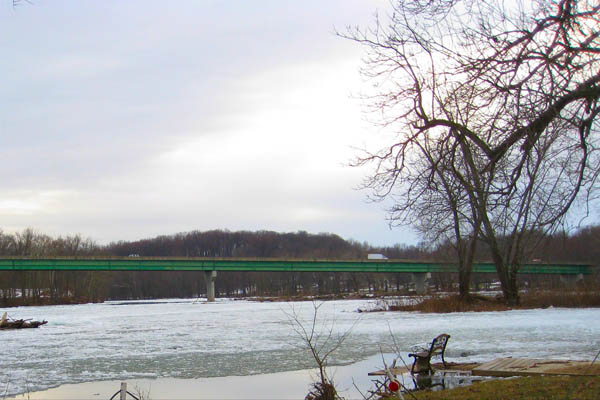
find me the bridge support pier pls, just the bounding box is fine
[205,271,217,302]
[560,273,583,288]
[412,272,431,295]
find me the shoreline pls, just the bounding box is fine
[5,288,600,312]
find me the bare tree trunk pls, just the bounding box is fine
[488,241,520,305]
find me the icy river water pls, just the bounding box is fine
[2,298,600,398]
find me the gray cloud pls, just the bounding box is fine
[0,0,417,247]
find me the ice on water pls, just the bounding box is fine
[1,298,599,397]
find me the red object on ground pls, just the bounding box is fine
[388,380,400,392]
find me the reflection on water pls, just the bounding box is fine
[6,354,388,400]
[366,367,496,398]
[411,370,492,391]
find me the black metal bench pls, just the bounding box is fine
[408,333,450,374]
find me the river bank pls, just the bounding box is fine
[5,287,600,311]
[379,289,600,313]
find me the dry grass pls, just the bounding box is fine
[413,375,600,400]
[305,382,340,400]
[520,290,600,308]
[386,289,600,313]
[388,294,511,313]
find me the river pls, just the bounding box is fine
[2,298,599,398]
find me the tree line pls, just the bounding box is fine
[0,226,598,306]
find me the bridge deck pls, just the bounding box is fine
[0,257,591,274]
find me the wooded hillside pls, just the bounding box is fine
[0,227,598,306]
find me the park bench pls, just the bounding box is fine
[408,333,450,374]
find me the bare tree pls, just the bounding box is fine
[382,132,482,299]
[286,301,358,400]
[342,0,600,304]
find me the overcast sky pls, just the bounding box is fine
[0,0,418,246]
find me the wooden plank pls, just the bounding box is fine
[473,358,596,377]
[492,358,512,369]
[508,358,532,369]
[476,358,509,372]
[120,382,127,400]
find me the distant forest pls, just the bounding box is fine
[0,227,599,306]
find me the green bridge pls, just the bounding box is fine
[0,257,591,301]
[0,256,591,274]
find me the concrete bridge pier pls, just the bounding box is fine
[205,271,217,302]
[412,272,431,295]
[560,273,584,288]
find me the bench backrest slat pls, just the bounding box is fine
[429,333,450,356]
